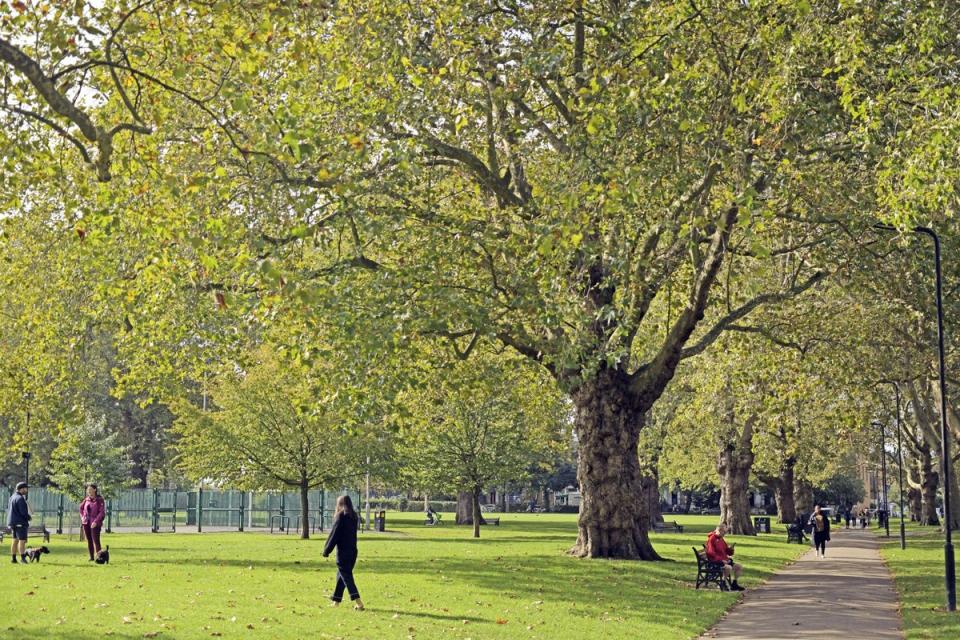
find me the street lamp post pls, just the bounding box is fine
[876,224,955,611]
[21,451,30,485]
[875,421,890,537]
[891,383,906,550]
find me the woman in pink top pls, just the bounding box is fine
[79,484,106,561]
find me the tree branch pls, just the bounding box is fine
[677,270,828,360]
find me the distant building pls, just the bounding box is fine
[555,485,581,507]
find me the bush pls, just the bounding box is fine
[551,505,580,514]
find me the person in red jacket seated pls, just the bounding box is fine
[706,524,745,591]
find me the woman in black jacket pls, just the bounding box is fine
[323,495,364,610]
[808,504,831,558]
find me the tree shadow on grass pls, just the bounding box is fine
[363,608,488,623]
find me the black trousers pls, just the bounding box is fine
[813,531,828,554]
[331,553,360,602]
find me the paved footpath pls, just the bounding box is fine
[700,528,903,640]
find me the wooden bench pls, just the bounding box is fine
[693,546,726,590]
[653,520,684,533]
[482,517,500,526]
[787,526,806,544]
[1,525,51,543]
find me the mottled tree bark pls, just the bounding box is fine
[570,368,660,560]
[774,460,797,524]
[906,482,922,522]
[794,478,814,515]
[909,380,942,526]
[717,416,756,536]
[640,471,663,527]
[948,466,960,532]
[919,447,941,526]
[456,491,474,525]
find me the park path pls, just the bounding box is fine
[699,528,903,640]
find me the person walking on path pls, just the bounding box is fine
[705,523,745,591]
[808,504,831,558]
[323,495,365,610]
[79,484,106,561]
[6,482,31,564]
[844,507,852,529]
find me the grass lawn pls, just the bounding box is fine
[1,513,802,640]
[876,521,960,640]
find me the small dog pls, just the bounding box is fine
[25,546,50,563]
[94,545,110,565]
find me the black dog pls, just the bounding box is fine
[94,545,110,565]
[25,546,50,563]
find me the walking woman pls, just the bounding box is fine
[808,504,831,559]
[79,484,106,561]
[322,495,364,610]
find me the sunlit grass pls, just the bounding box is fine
[876,521,960,640]
[0,513,802,639]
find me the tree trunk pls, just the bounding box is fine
[456,491,474,525]
[683,489,693,514]
[472,487,483,538]
[775,459,797,524]
[299,482,310,539]
[640,472,663,527]
[122,405,149,488]
[918,446,941,526]
[717,410,756,535]
[948,465,960,532]
[907,484,922,522]
[569,367,660,560]
[794,478,814,515]
[911,379,945,527]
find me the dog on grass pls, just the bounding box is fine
[94,545,110,565]
[25,546,50,563]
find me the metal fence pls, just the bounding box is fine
[10,487,361,534]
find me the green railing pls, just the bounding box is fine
[7,487,360,534]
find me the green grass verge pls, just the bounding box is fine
[0,513,802,640]
[876,521,960,640]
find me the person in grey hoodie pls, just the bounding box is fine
[6,482,31,564]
